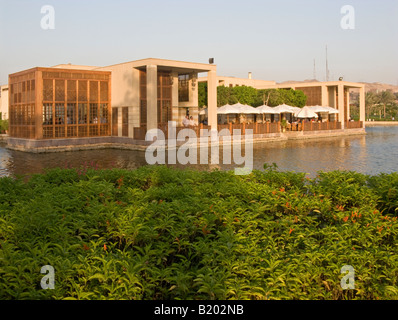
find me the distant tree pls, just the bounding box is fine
[366,90,397,119]
[199,84,307,109]
[198,82,207,108]
[230,86,258,105]
[379,90,395,118]
[289,89,307,108]
[365,91,379,118]
[257,88,306,107]
[216,86,230,107]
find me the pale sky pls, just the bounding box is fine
[0,0,397,85]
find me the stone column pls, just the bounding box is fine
[117,107,122,136]
[128,107,134,138]
[346,89,350,120]
[329,86,336,108]
[35,70,43,139]
[359,86,365,127]
[337,84,345,129]
[146,65,158,131]
[207,69,217,132]
[171,72,179,124]
[321,85,328,106]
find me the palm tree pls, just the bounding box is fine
[379,90,395,118]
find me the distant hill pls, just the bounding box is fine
[278,79,398,93]
[359,82,398,93]
[279,79,319,84]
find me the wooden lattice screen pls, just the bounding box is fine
[9,67,111,139]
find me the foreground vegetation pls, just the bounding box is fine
[0,165,398,300]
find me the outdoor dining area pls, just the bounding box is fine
[149,103,362,141]
[198,102,346,135]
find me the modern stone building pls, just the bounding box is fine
[8,67,111,140]
[5,58,365,152]
[7,58,218,150]
[199,75,365,129]
[271,81,365,129]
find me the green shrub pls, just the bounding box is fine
[0,166,397,300]
[0,119,8,133]
[367,173,398,215]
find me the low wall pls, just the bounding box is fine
[5,127,366,153]
[6,136,150,153]
[286,128,365,140]
[365,121,398,126]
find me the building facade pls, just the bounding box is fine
[94,58,217,139]
[199,75,366,129]
[6,58,366,152]
[6,58,218,149]
[8,67,111,139]
[272,81,366,128]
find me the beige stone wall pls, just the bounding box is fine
[96,64,141,138]
[96,64,139,109]
[0,85,9,119]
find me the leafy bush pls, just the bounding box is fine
[0,119,8,133]
[367,173,398,214]
[0,165,397,300]
[199,83,307,108]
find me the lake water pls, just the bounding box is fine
[1,126,397,178]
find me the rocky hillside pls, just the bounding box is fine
[279,79,398,93]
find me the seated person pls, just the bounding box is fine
[189,116,197,126]
[182,115,190,127]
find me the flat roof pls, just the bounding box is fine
[9,67,110,76]
[52,64,100,70]
[274,81,365,89]
[100,58,217,73]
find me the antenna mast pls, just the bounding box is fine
[313,59,316,80]
[325,45,330,81]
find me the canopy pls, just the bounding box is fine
[230,103,260,114]
[295,106,318,118]
[256,105,278,114]
[307,105,339,114]
[217,103,260,114]
[273,104,300,114]
[217,104,241,114]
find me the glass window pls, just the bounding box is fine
[55,103,65,124]
[78,103,87,124]
[67,103,77,124]
[99,103,108,123]
[178,74,189,102]
[89,103,98,123]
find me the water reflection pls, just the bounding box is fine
[0,126,397,177]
